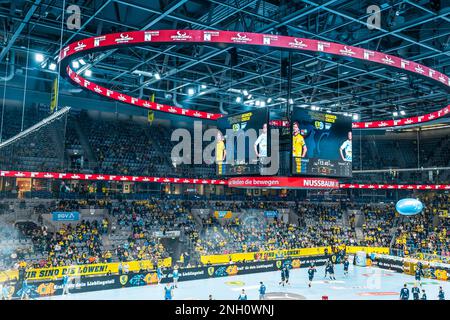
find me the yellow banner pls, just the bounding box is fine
[200,246,389,265]
[50,78,58,113]
[0,258,171,282]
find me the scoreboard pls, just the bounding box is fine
[291,107,352,178]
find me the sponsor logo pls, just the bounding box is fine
[339,46,355,56]
[317,41,330,51]
[288,38,308,48]
[144,31,159,41]
[74,41,87,51]
[171,31,192,41]
[115,33,134,44]
[94,36,106,47]
[231,33,252,43]
[363,50,375,60]
[382,55,394,65]
[119,275,128,285]
[203,31,219,41]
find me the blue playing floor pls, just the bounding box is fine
[40,264,449,300]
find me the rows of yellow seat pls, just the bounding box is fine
[0,257,172,283]
[200,246,389,265]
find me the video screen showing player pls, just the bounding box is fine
[291,107,352,178]
[216,108,269,176]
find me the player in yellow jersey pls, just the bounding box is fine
[292,121,307,157]
[216,130,226,163]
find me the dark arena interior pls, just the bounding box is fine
[0,0,450,309]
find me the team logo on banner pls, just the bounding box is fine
[208,267,215,276]
[276,260,282,269]
[119,275,128,285]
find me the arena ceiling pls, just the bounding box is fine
[0,0,449,122]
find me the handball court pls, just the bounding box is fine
[40,265,450,301]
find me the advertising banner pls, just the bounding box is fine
[52,211,80,221]
[17,256,328,299]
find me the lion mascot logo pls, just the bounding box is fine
[119,275,128,286]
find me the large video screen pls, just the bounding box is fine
[291,107,352,178]
[216,108,269,176]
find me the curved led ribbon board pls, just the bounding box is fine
[59,30,450,129]
[1,170,450,190]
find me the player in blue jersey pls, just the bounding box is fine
[284,265,290,285]
[238,289,248,300]
[164,283,174,300]
[62,274,70,295]
[421,289,427,300]
[412,284,420,300]
[172,266,180,288]
[325,261,336,280]
[400,284,410,300]
[1,281,10,300]
[438,287,445,300]
[259,282,266,300]
[415,267,424,286]
[279,267,286,286]
[308,264,317,288]
[157,266,164,285]
[343,258,350,276]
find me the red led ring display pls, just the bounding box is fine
[59,30,450,129]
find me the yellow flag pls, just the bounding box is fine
[148,110,154,125]
[50,78,58,113]
[151,93,155,103]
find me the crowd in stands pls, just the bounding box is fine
[392,194,450,257]
[0,192,448,272]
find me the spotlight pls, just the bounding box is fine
[72,60,80,69]
[393,111,399,117]
[260,101,266,107]
[236,96,242,103]
[35,53,44,63]
[288,98,294,105]
[79,59,86,65]
[154,73,161,80]
[187,88,195,96]
[242,89,249,96]
[247,94,253,99]
[267,98,272,103]
[255,100,261,106]
[48,63,57,71]
[352,114,359,120]
[201,84,207,89]
[400,110,406,116]
[84,69,92,77]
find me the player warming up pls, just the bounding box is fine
[325,261,336,280]
[259,282,266,300]
[172,266,180,288]
[412,284,420,300]
[164,283,174,300]
[400,284,410,300]
[238,289,248,300]
[343,258,350,276]
[308,264,317,288]
[438,287,445,300]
